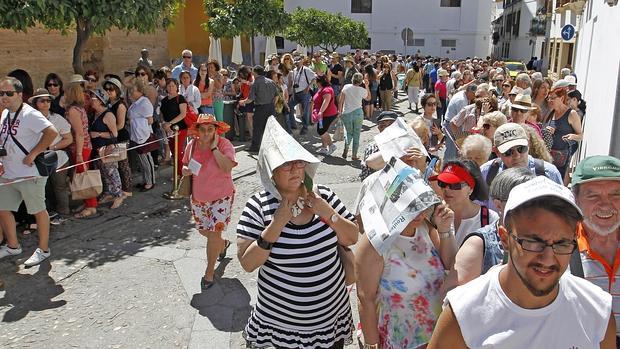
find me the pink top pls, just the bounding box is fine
[183,137,237,203]
[313,86,338,117]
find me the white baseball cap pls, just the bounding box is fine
[503,176,582,221]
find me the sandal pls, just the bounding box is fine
[74,208,97,219]
[218,240,231,261]
[99,194,115,204]
[23,223,37,235]
[200,277,215,291]
[110,195,126,209]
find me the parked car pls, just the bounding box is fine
[505,61,527,78]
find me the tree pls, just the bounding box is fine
[0,1,182,74]
[284,8,368,53]
[204,0,290,65]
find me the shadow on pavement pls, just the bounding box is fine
[0,261,67,322]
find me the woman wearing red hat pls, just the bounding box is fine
[182,114,237,290]
[430,159,498,246]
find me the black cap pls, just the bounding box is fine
[376,111,399,122]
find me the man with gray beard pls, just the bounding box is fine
[572,155,620,339]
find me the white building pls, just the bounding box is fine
[547,0,582,75]
[573,0,620,158]
[275,0,493,58]
[492,0,546,62]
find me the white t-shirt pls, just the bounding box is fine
[0,103,53,179]
[179,84,200,113]
[128,96,153,144]
[48,112,71,167]
[455,206,499,247]
[446,265,612,348]
[293,66,316,93]
[341,84,367,115]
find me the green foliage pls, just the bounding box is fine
[0,0,181,34]
[203,0,290,38]
[284,7,368,52]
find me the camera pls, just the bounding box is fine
[0,146,7,157]
[293,83,299,89]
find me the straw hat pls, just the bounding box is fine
[28,88,54,104]
[330,52,340,59]
[189,114,231,136]
[510,94,534,111]
[68,74,86,84]
[343,55,355,63]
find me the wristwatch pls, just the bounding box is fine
[330,213,339,223]
[363,344,379,349]
[256,236,274,250]
[438,225,455,239]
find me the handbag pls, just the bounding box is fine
[550,148,570,168]
[332,118,345,142]
[176,140,197,198]
[178,95,198,127]
[99,142,128,164]
[338,245,356,286]
[8,131,58,177]
[70,167,103,200]
[132,134,160,154]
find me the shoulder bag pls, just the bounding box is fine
[177,140,198,198]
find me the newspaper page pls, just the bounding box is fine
[374,117,429,162]
[359,156,440,256]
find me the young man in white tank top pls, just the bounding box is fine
[428,177,616,349]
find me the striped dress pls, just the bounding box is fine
[237,185,355,348]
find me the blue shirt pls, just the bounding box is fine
[479,155,563,211]
[171,63,198,82]
[430,68,438,83]
[465,221,504,275]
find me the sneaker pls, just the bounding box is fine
[48,211,59,219]
[24,248,50,267]
[317,147,328,154]
[51,216,68,226]
[326,144,337,155]
[0,245,23,259]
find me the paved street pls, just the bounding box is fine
[0,98,416,349]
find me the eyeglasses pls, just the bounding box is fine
[104,86,115,92]
[183,56,192,59]
[278,160,306,171]
[37,99,52,103]
[0,90,17,97]
[46,83,59,87]
[509,232,577,255]
[482,123,492,130]
[437,181,468,190]
[136,72,147,77]
[502,145,528,157]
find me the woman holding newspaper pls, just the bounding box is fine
[355,155,457,349]
[236,117,358,349]
[181,114,236,291]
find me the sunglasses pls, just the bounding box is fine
[0,90,17,97]
[502,145,528,157]
[46,83,59,87]
[136,72,147,77]
[37,99,52,103]
[437,181,468,190]
[482,123,491,130]
[104,86,115,92]
[86,77,97,83]
[183,56,192,59]
[494,79,504,83]
[503,84,511,88]
[511,108,526,113]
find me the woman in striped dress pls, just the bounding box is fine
[236,119,359,348]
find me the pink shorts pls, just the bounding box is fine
[190,194,234,232]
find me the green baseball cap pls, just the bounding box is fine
[571,155,620,186]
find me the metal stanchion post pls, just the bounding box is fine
[163,125,184,200]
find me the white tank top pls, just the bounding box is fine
[446,264,612,348]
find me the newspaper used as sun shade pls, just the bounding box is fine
[375,117,429,162]
[257,116,320,201]
[358,156,441,256]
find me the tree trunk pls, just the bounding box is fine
[72,18,92,75]
[250,33,255,66]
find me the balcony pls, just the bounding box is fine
[555,0,587,14]
[529,17,547,36]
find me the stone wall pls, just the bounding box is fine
[0,26,170,89]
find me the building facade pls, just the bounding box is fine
[492,0,546,62]
[279,0,493,58]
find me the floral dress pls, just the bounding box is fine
[378,223,445,349]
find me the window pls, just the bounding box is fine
[275,36,284,50]
[441,39,457,47]
[351,0,372,13]
[440,0,461,7]
[513,10,521,36]
[413,39,425,47]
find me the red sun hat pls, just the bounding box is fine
[189,113,231,136]
[429,164,476,189]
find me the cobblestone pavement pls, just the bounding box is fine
[0,97,417,348]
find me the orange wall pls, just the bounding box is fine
[167,0,250,62]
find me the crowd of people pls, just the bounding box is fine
[0,46,617,349]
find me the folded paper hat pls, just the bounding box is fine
[258,116,321,200]
[374,117,429,162]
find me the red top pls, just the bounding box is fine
[435,80,447,99]
[313,86,338,117]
